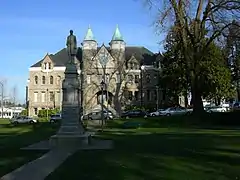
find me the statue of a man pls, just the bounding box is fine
[66,30,77,62]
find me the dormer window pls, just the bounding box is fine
[49,63,51,69]
[134,63,139,70]
[42,62,53,70]
[130,63,133,70]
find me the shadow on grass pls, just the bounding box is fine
[107,112,240,130]
[0,122,59,149]
[46,129,240,180]
[0,121,59,177]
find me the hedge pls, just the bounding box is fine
[38,108,60,118]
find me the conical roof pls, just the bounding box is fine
[112,25,123,41]
[84,25,95,41]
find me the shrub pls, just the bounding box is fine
[20,110,28,116]
[38,108,60,118]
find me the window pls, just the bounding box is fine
[134,91,139,100]
[50,76,54,84]
[44,63,47,69]
[128,75,133,82]
[42,76,46,84]
[135,63,139,70]
[48,63,52,69]
[98,74,102,82]
[116,74,120,83]
[87,75,91,84]
[128,91,133,100]
[106,74,110,84]
[49,92,54,101]
[147,90,150,100]
[56,91,60,102]
[146,74,150,83]
[34,108,38,115]
[34,92,38,102]
[135,75,139,83]
[130,63,133,69]
[34,76,38,84]
[154,90,157,100]
[41,92,45,102]
[57,76,61,85]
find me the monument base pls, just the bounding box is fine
[21,132,113,151]
[49,133,91,149]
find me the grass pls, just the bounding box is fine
[0,118,59,177]
[46,115,240,180]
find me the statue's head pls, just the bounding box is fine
[70,30,73,35]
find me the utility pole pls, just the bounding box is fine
[156,85,159,110]
[46,88,49,119]
[0,82,3,118]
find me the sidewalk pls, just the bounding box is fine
[1,149,75,180]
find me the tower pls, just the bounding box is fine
[81,25,97,58]
[109,25,126,114]
[81,26,98,113]
[109,25,126,62]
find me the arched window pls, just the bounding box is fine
[34,76,38,84]
[42,76,46,84]
[44,63,47,69]
[57,75,61,85]
[50,76,54,84]
[49,63,52,69]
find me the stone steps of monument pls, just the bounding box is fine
[62,121,79,126]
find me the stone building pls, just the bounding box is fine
[27,26,162,117]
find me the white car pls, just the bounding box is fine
[160,107,192,116]
[150,109,166,116]
[205,106,226,113]
[10,116,38,125]
[49,114,62,123]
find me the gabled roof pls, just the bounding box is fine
[31,48,82,67]
[30,46,156,67]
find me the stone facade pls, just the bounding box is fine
[27,26,162,117]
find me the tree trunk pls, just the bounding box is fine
[184,91,188,107]
[237,86,240,101]
[191,75,204,114]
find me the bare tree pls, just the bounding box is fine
[144,0,240,113]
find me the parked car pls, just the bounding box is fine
[149,109,166,116]
[82,110,113,120]
[10,116,38,125]
[159,107,192,116]
[232,102,240,111]
[49,114,62,123]
[205,106,226,113]
[121,110,147,119]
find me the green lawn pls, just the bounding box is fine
[46,118,240,180]
[0,119,59,177]
[1,114,240,179]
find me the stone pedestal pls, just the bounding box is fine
[50,60,91,149]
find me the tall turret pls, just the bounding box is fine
[109,25,125,61]
[81,25,97,51]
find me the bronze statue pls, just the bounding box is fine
[66,30,77,63]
